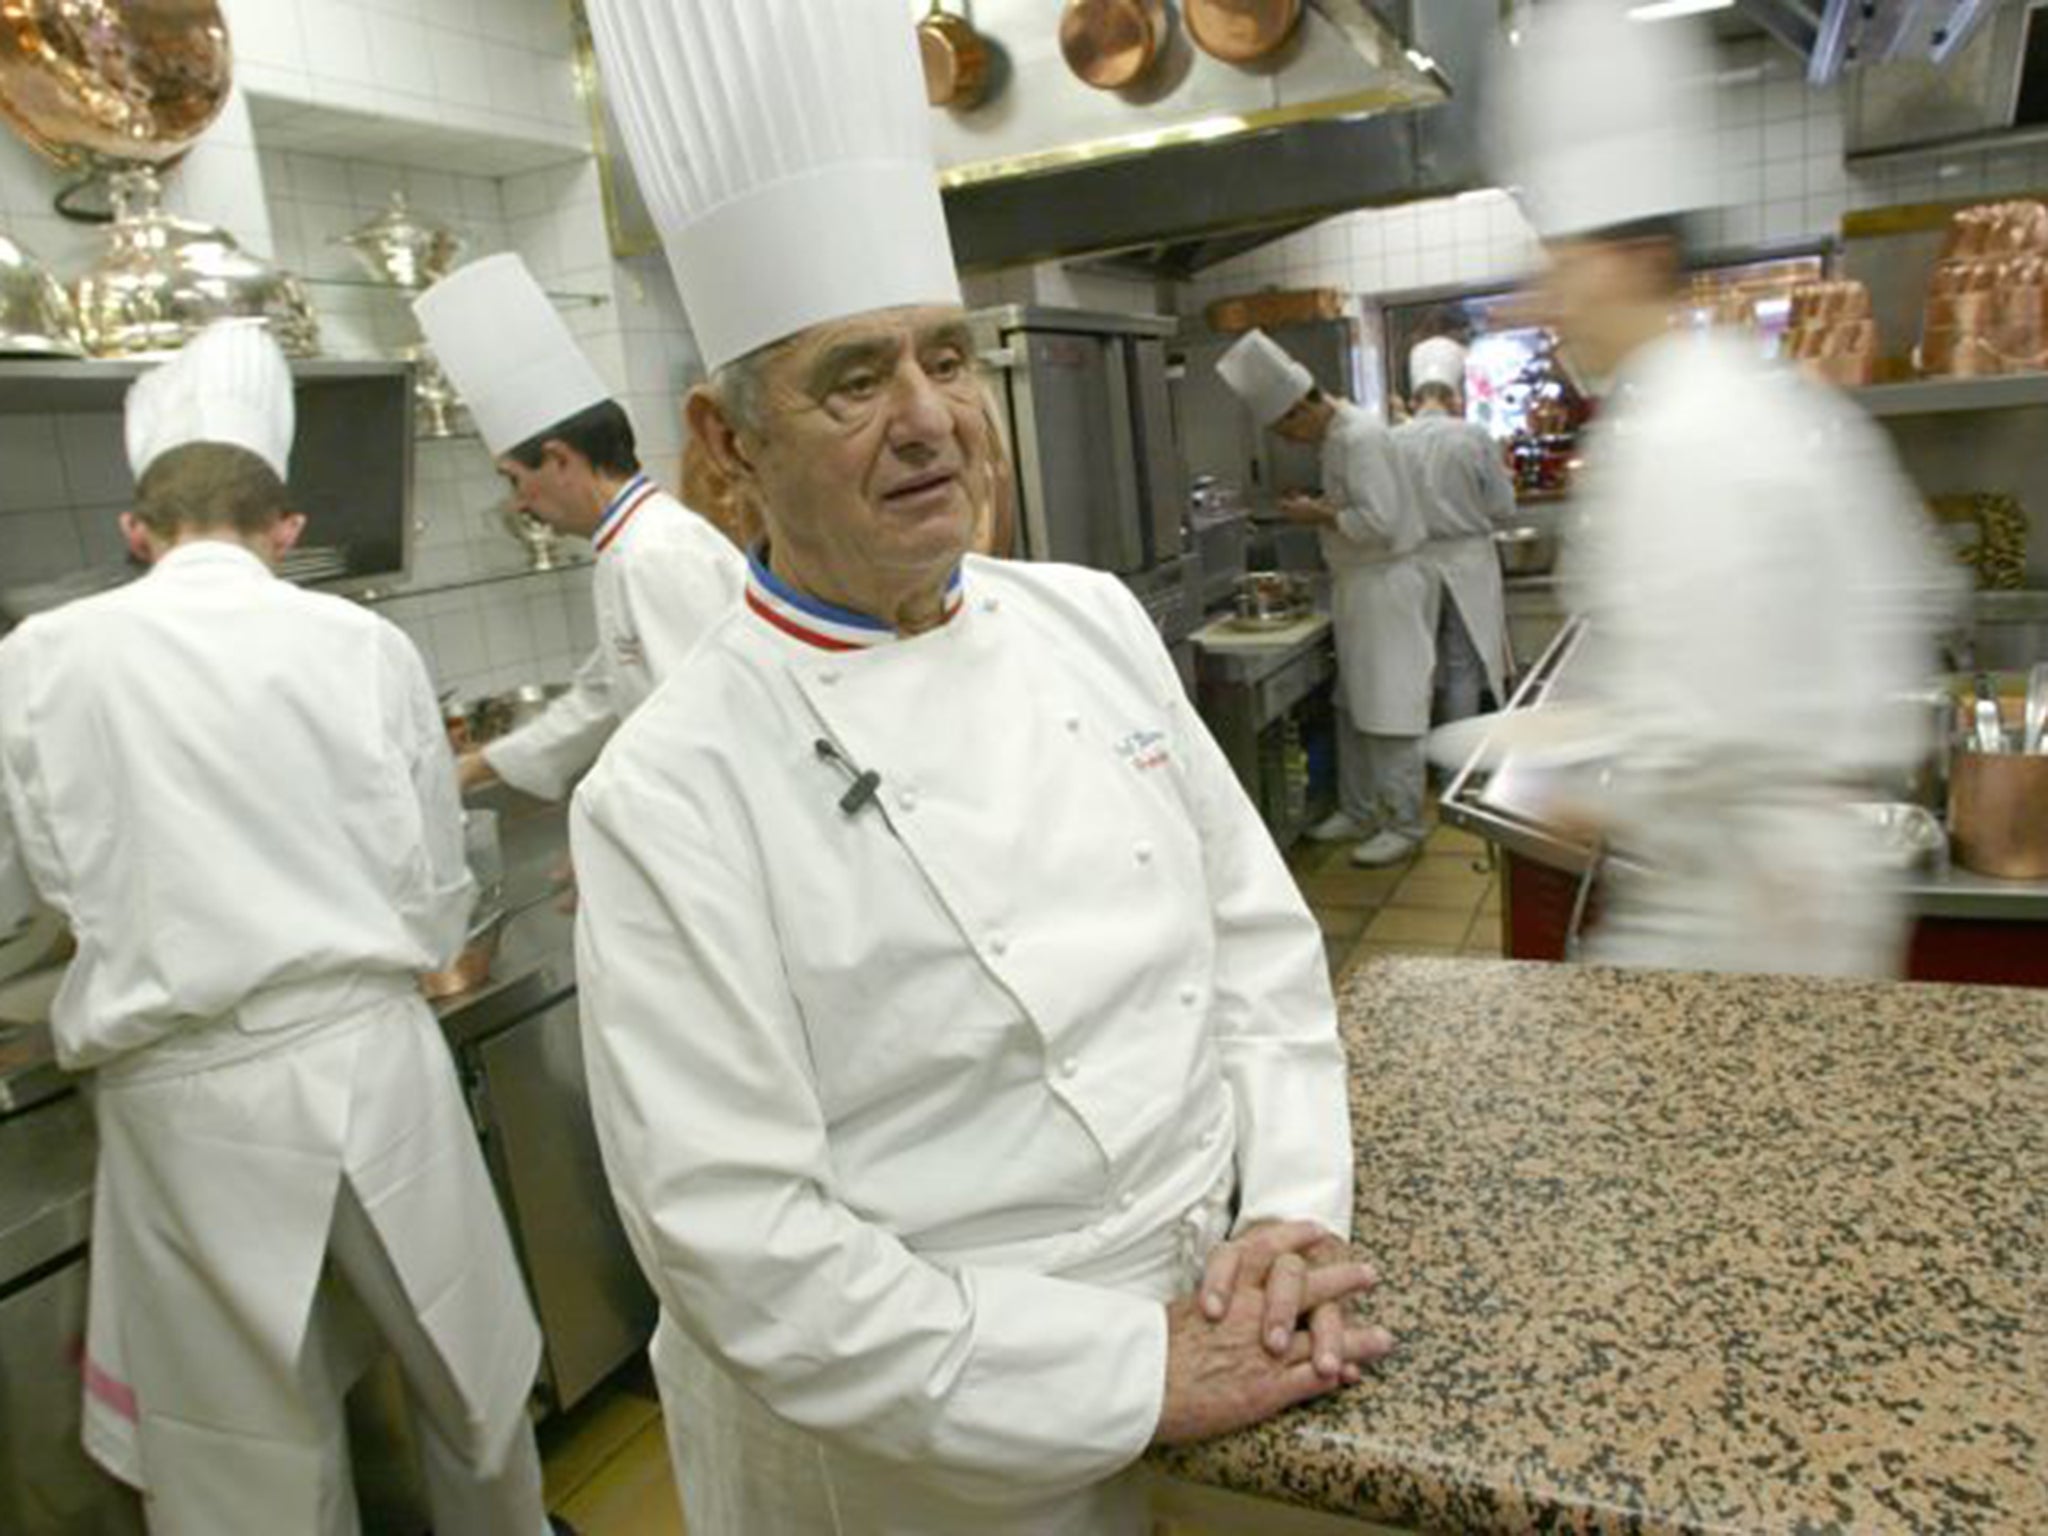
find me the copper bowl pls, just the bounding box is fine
[0,0,232,167]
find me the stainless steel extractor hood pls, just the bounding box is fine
[942,0,1497,276]
[1732,0,2003,85]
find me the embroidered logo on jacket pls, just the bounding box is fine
[1117,729,1170,773]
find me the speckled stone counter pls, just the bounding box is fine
[1154,958,2048,1535]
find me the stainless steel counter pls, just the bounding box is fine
[1439,620,2048,924]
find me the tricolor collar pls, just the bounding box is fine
[592,474,659,554]
[744,546,964,652]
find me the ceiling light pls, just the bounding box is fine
[1627,0,1735,20]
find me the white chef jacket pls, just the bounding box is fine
[572,551,1352,1528]
[484,475,744,799]
[1319,401,1436,734]
[0,541,472,1069]
[1395,407,1515,703]
[0,539,542,1523]
[1564,331,1960,975]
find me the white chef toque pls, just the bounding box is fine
[584,0,963,373]
[1409,337,1468,396]
[413,254,612,457]
[124,319,295,481]
[1217,329,1315,429]
[1490,0,1716,241]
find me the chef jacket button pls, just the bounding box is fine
[989,932,1009,957]
[1178,984,1200,1007]
[1118,1191,1137,1212]
[1059,1056,1079,1079]
[981,596,1001,614]
[1064,714,1082,734]
[819,669,840,687]
[896,787,918,812]
[1198,1129,1218,1150]
[1134,841,1155,865]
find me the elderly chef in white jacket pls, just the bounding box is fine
[415,254,743,800]
[0,322,561,1536]
[1398,336,1515,721]
[1218,330,1436,866]
[573,3,1390,1532]
[1490,0,1956,975]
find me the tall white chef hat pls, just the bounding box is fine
[124,319,295,482]
[584,0,963,373]
[1217,329,1315,429]
[1409,337,1468,396]
[413,254,613,457]
[1491,0,1716,241]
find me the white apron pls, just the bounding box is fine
[1329,555,1437,735]
[1424,533,1510,704]
[652,1168,1239,1536]
[81,983,541,1534]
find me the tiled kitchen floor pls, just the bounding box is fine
[542,815,1505,1535]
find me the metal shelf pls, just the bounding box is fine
[302,274,607,309]
[355,558,593,607]
[1855,373,2048,419]
[0,357,407,415]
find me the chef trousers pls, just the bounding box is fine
[1432,600,1495,726]
[297,1181,551,1536]
[1336,697,1426,843]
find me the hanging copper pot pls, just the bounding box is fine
[1060,0,1169,92]
[918,2,991,109]
[1185,0,1302,65]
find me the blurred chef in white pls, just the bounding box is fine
[1491,0,1956,975]
[573,2,1389,1532]
[0,323,559,1536]
[415,253,743,800]
[1218,330,1435,866]
[1398,336,1515,721]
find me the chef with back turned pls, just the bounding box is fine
[415,252,744,801]
[570,1,1393,1531]
[0,321,566,1535]
[1398,335,1515,722]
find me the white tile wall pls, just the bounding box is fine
[0,0,707,705]
[218,0,586,156]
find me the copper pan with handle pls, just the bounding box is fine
[1060,0,1170,91]
[1185,0,1302,64]
[918,1,992,109]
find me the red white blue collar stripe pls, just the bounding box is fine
[744,547,964,652]
[593,474,658,554]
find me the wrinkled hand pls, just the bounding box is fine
[456,750,498,794]
[1154,1260,1392,1446]
[1201,1220,1374,1379]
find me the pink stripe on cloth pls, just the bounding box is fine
[83,1353,139,1422]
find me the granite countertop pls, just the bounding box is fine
[1156,958,2047,1534]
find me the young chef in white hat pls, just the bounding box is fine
[1217,328,1436,866]
[572,2,1390,1531]
[414,252,743,800]
[1490,0,1956,975]
[0,321,564,1536]
[1397,335,1515,722]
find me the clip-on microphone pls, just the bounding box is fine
[814,738,883,816]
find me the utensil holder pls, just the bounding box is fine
[1949,750,2048,878]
